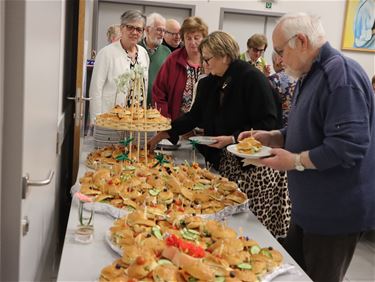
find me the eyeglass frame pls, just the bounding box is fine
[202,56,214,65]
[274,34,298,57]
[122,24,144,34]
[151,26,166,34]
[250,47,265,53]
[165,30,180,37]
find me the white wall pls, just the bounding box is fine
[110,0,374,78]
[85,0,95,60]
[0,0,4,277]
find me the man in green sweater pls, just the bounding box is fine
[140,13,171,105]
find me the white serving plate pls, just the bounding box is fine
[188,136,217,145]
[227,144,272,159]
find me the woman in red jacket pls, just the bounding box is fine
[152,16,208,121]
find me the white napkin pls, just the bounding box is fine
[241,158,264,167]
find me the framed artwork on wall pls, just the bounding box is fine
[341,0,375,52]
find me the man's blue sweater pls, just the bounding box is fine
[283,42,375,235]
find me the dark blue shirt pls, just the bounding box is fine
[282,42,375,234]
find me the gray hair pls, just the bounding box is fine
[277,12,326,48]
[120,10,146,26]
[146,12,166,27]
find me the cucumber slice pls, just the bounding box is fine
[250,245,261,255]
[119,174,130,182]
[260,249,272,258]
[149,189,160,196]
[152,226,163,240]
[192,183,208,190]
[237,263,252,270]
[158,259,172,265]
[181,228,198,241]
[181,233,196,241]
[187,228,200,235]
[126,206,135,212]
[124,165,136,170]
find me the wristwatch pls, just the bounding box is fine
[295,153,305,171]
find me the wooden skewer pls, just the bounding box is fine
[129,131,132,158]
[145,131,148,165]
[137,131,140,161]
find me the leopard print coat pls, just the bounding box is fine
[219,150,291,238]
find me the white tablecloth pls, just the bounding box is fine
[57,137,311,282]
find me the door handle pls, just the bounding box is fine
[67,88,91,123]
[68,96,90,120]
[67,96,91,101]
[22,170,54,199]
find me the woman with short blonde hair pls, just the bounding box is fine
[152,16,208,121]
[198,30,239,61]
[106,24,121,44]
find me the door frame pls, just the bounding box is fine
[218,7,284,31]
[1,1,26,279]
[92,0,195,53]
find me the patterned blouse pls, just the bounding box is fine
[268,70,296,127]
[180,64,202,114]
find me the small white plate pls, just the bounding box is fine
[157,139,181,150]
[189,136,217,145]
[227,144,272,159]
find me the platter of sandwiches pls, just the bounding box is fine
[85,144,169,169]
[95,105,171,132]
[100,210,288,282]
[74,162,248,219]
[227,137,272,159]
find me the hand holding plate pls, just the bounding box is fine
[258,148,295,171]
[148,131,169,152]
[207,135,230,149]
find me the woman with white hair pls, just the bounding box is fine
[90,10,149,124]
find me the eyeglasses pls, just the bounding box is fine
[251,47,265,53]
[165,31,180,37]
[202,56,214,65]
[123,24,144,34]
[152,27,166,33]
[274,34,297,57]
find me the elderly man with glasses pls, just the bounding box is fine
[139,13,171,105]
[239,12,375,282]
[162,18,182,52]
[240,33,271,76]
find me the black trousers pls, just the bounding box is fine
[282,222,362,282]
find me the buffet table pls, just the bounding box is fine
[57,137,311,282]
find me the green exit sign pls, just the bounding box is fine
[265,2,272,9]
